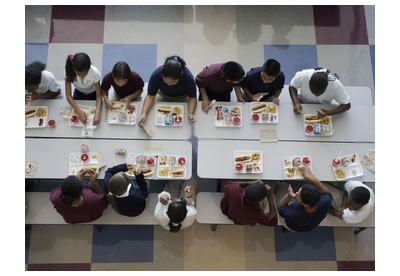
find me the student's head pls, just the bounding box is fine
[162,56,186,86]
[108,172,130,196]
[349,186,370,209]
[112,62,132,87]
[296,184,321,208]
[166,198,188,233]
[60,176,83,206]
[222,61,245,84]
[25,61,46,92]
[309,67,331,96]
[261,59,281,84]
[244,183,267,205]
[65,53,91,82]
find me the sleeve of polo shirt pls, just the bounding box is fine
[319,193,333,208]
[277,72,285,89]
[147,70,160,96]
[45,71,61,92]
[134,73,145,90]
[333,81,350,104]
[91,66,101,83]
[184,70,197,98]
[101,73,112,92]
[289,70,305,89]
[240,74,250,89]
[278,205,290,218]
[195,66,210,88]
[260,211,278,226]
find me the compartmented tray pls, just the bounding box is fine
[126,153,157,179]
[250,102,279,124]
[155,104,184,127]
[303,114,333,136]
[108,102,137,125]
[331,153,364,181]
[214,105,242,127]
[157,155,187,179]
[282,156,313,179]
[233,151,263,174]
[69,152,101,175]
[25,106,48,128]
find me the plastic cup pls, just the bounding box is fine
[48,119,56,128]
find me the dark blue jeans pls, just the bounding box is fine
[73,89,96,100]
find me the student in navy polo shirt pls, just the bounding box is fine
[138,56,197,126]
[101,62,144,108]
[278,166,333,232]
[241,59,285,104]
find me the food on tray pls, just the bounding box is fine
[39,118,44,126]
[302,157,311,165]
[231,106,241,116]
[304,114,319,121]
[266,104,277,113]
[174,116,183,124]
[71,115,79,123]
[232,117,241,125]
[81,154,89,162]
[136,155,145,164]
[119,112,127,121]
[335,168,345,179]
[341,157,351,167]
[89,109,96,114]
[332,158,340,167]
[112,103,123,109]
[146,158,155,166]
[127,104,136,114]
[235,163,243,171]
[296,168,303,176]
[159,167,170,177]
[246,163,253,171]
[235,155,252,162]
[252,113,260,121]
[171,168,185,177]
[284,160,291,167]
[25,109,36,118]
[35,107,47,117]
[159,156,168,166]
[351,154,357,163]
[172,106,182,115]
[251,152,261,162]
[285,168,295,178]
[253,163,261,172]
[157,106,172,113]
[141,167,153,177]
[221,106,230,115]
[178,157,186,165]
[25,163,33,173]
[292,157,302,167]
[169,156,176,165]
[320,117,330,125]
[252,103,267,113]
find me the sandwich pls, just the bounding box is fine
[141,167,153,177]
[235,155,252,162]
[25,109,36,118]
[171,168,185,177]
[112,103,123,109]
[157,106,172,113]
[304,114,321,123]
[252,103,267,113]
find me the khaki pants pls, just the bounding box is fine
[155,90,188,103]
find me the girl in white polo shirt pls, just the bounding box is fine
[65,52,102,125]
[289,68,351,118]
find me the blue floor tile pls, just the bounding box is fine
[274,226,337,261]
[25,43,49,66]
[264,45,318,84]
[25,225,31,264]
[102,44,157,82]
[369,45,375,83]
[92,225,154,263]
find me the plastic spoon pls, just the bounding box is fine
[207,99,216,110]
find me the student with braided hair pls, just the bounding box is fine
[103,163,148,217]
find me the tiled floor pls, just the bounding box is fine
[25,5,375,271]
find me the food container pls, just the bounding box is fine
[48,119,56,128]
[234,151,263,174]
[282,156,312,179]
[108,102,137,125]
[303,114,333,136]
[25,106,48,128]
[81,153,89,162]
[214,105,242,127]
[69,152,100,175]
[331,153,364,180]
[126,153,158,179]
[157,155,187,179]
[154,104,184,127]
[250,102,279,124]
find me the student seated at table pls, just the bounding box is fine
[196,61,246,113]
[240,59,285,104]
[101,61,144,109]
[25,61,61,103]
[154,178,197,232]
[289,67,351,118]
[138,55,197,126]
[220,180,277,226]
[329,181,374,224]
[50,169,108,224]
[64,52,102,125]
[277,167,332,232]
[103,163,148,217]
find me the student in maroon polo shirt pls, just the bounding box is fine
[101,61,144,108]
[220,180,277,226]
[196,61,246,113]
[50,169,108,224]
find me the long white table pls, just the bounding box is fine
[197,140,375,182]
[194,103,375,143]
[25,138,192,180]
[25,99,192,140]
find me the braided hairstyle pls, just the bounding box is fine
[166,198,188,233]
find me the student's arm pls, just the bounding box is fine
[88,170,103,194]
[33,90,61,100]
[289,86,302,114]
[93,82,102,125]
[102,88,114,110]
[278,185,296,208]
[265,184,276,216]
[234,86,245,103]
[138,95,156,127]
[199,87,211,113]
[243,87,256,101]
[121,88,143,105]
[65,80,87,123]
[187,96,197,123]
[272,88,282,105]
[341,191,349,209]
[134,172,149,197]
[317,103,351,118]
[300,166,330,194]
[237,179,264,188]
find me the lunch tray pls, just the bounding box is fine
[157,155,187,179]
[126,153,157,179]
[282,156,313,180]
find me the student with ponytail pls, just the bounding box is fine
[64,53,102,125]
[138,55,197,127]
[154,179,197,232]
[49,169,108,224]
[289,67,351,118]
[103,163,148,217]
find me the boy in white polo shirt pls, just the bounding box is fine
[289,68,351,118]
[329,181,374,224]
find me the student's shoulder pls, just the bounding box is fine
[90,65,101,76]
[182,66,194,78]
[102,72,113,80]
[150,66,163,79]
[41,70,56,80]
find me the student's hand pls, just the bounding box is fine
[105,98,114,110]
[201,98,211,113]
[93,113,101,125]
[25,94,32,105]
[317,108,329,118]
[253,179,264,185]
[252,94,261,101]
[138,114,146,128]
[184,186,193,198]
[272,96,280,105]
[188,114,196,124]
[87,168,97,183]
[133,167,142,175]
[333,208,344,218]
[300,166,313,179]
[293,103,302,114]
[288,185,296,198]
[264,184,273,196]
[127,163,137,171]
[237,95,246,103]
[76,169,86,180]
[160,194,170,205]
[77,110,88,124]
[121,96,131,107]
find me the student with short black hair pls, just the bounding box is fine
[25,61,61,103]
[50,169,108,224]
[196,61,246,113]
[289,67,351,118]
[278,166,333,232]
[241,59,285,103]
[220,180,277,226]
[329,181,374,224]
[101,62,144,108]
[138,55,197,126]
[64,52,102,125]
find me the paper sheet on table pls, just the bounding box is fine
[144,143,162,156]
[361,149,375,173]
[82,127,94,137]
[25,161,38,177]
[260,128,278,143]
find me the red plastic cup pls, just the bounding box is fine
[235,163,243,171]
[146,158,155,166]
[71,115,79,123]
[178,157,186,165]
[305,124,313,133]
[233,117,241,125]
[332,158,340,167]
[48,119,56,128]
[174,116,182,124]
[302,157,310,165]
[81,154,88,162]
[252,113,259,122]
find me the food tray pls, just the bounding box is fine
[25,106,48,128]
[331,153,364,181]
[126,153,157,179]
[282,156,312,179]
[214,105,242,127]
[234,151,263,174]
[250,102,279,124]
[68,105,97,128]
[69,152,100,176]
[108,102,137,125]
[155,104,184,127]
[303,114,333,136]
[157,155,187,179]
